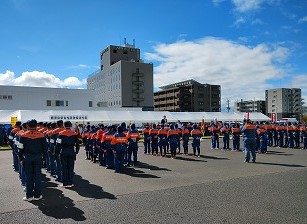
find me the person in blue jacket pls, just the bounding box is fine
[191,124,202,157]
[18,119,47,201]
[56,121,80,188]
[127,124,140,166]
[111,126,128,173]
[241,119,257,163]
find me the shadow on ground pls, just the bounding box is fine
[253,162,305,168]
[121,167,160,178]
[68,174,117,199]
[266,151,294,156]
[136,161,171,171]
[30,174,86,221]
[200,155,230,160]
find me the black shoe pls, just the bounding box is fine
[244,160,250,163]
[252,160,256,163]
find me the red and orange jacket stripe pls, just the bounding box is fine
[111,134,128,145]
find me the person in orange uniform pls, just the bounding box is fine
[101,125,116,169]
[181,123,190,155]
[111,126,128,173]
[241,119,257,163]
[191,124,202,157]
[158,125,168,157]
[56,121,80,188]
[220,123,230,150]
[167,124,179,159]
[149,124,159,156]
[18,119,47,201]
[231,123,241,151]
[127,124,141,166]
[142,124,151,154]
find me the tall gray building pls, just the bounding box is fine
[265,88,302,120]
[154,79,221,112]
[235,99,266,114]
[87,42,154,110]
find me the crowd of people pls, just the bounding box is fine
[5,117,307,201]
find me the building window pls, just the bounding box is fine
[0,95,13,100]
[89,101,93,107]
[113,49,117,53]
[66,101,68,107]
[47,100,51,106]
[56,100,64,107]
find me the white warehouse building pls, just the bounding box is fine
[0,85,96,110]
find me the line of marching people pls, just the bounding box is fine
[80,122,204,173]
[9,119,80,201]
[206,121,307,153]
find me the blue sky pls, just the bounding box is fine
[0,0,306,110]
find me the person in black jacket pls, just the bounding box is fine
[56,121,80,188]
[18,119,47,201]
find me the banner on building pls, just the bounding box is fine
[244,112,250,120]
[49,115,88,120]
[271,113,277,122]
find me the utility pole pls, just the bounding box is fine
[226,99,230,112]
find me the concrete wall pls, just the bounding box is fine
[0,86,95,110]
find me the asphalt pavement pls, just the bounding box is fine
[0,140,306,224]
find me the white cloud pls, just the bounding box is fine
[145,37,290,108]
[212,0,226,6]
[298,16,307,23]
[234,16,247,26]
[231,0,263,13]
[0,70,85,88]
[291,74,307,95]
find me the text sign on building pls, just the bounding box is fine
[49,115,88,120]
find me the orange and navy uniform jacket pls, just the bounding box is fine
[158,128,168,143]
[208,126,219,138]
[142,127,150,142]
[181,127,190,142]
[231,127,241,135]
[167,128,179,144]
[241,123,256,139]
[191,128,202,143]
[101,130,115,151]
[9,126,21,148]
[18,129,48,161]
[111,132,128,155]
[50,127,65,155]
[149,128,159,143]
[56,128,80,156]
[256,128,266,141]
[14,129,25,154]
[127,129,141,147]
[220,126,230,137]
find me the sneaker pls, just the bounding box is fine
[33,195,43,201]
[23,197,33,201]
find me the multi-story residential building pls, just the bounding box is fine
[87,41,154,110]
[0,85,95,110]
[235,99,266,114]
[265,88,302,120]
[154,79,221,112]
